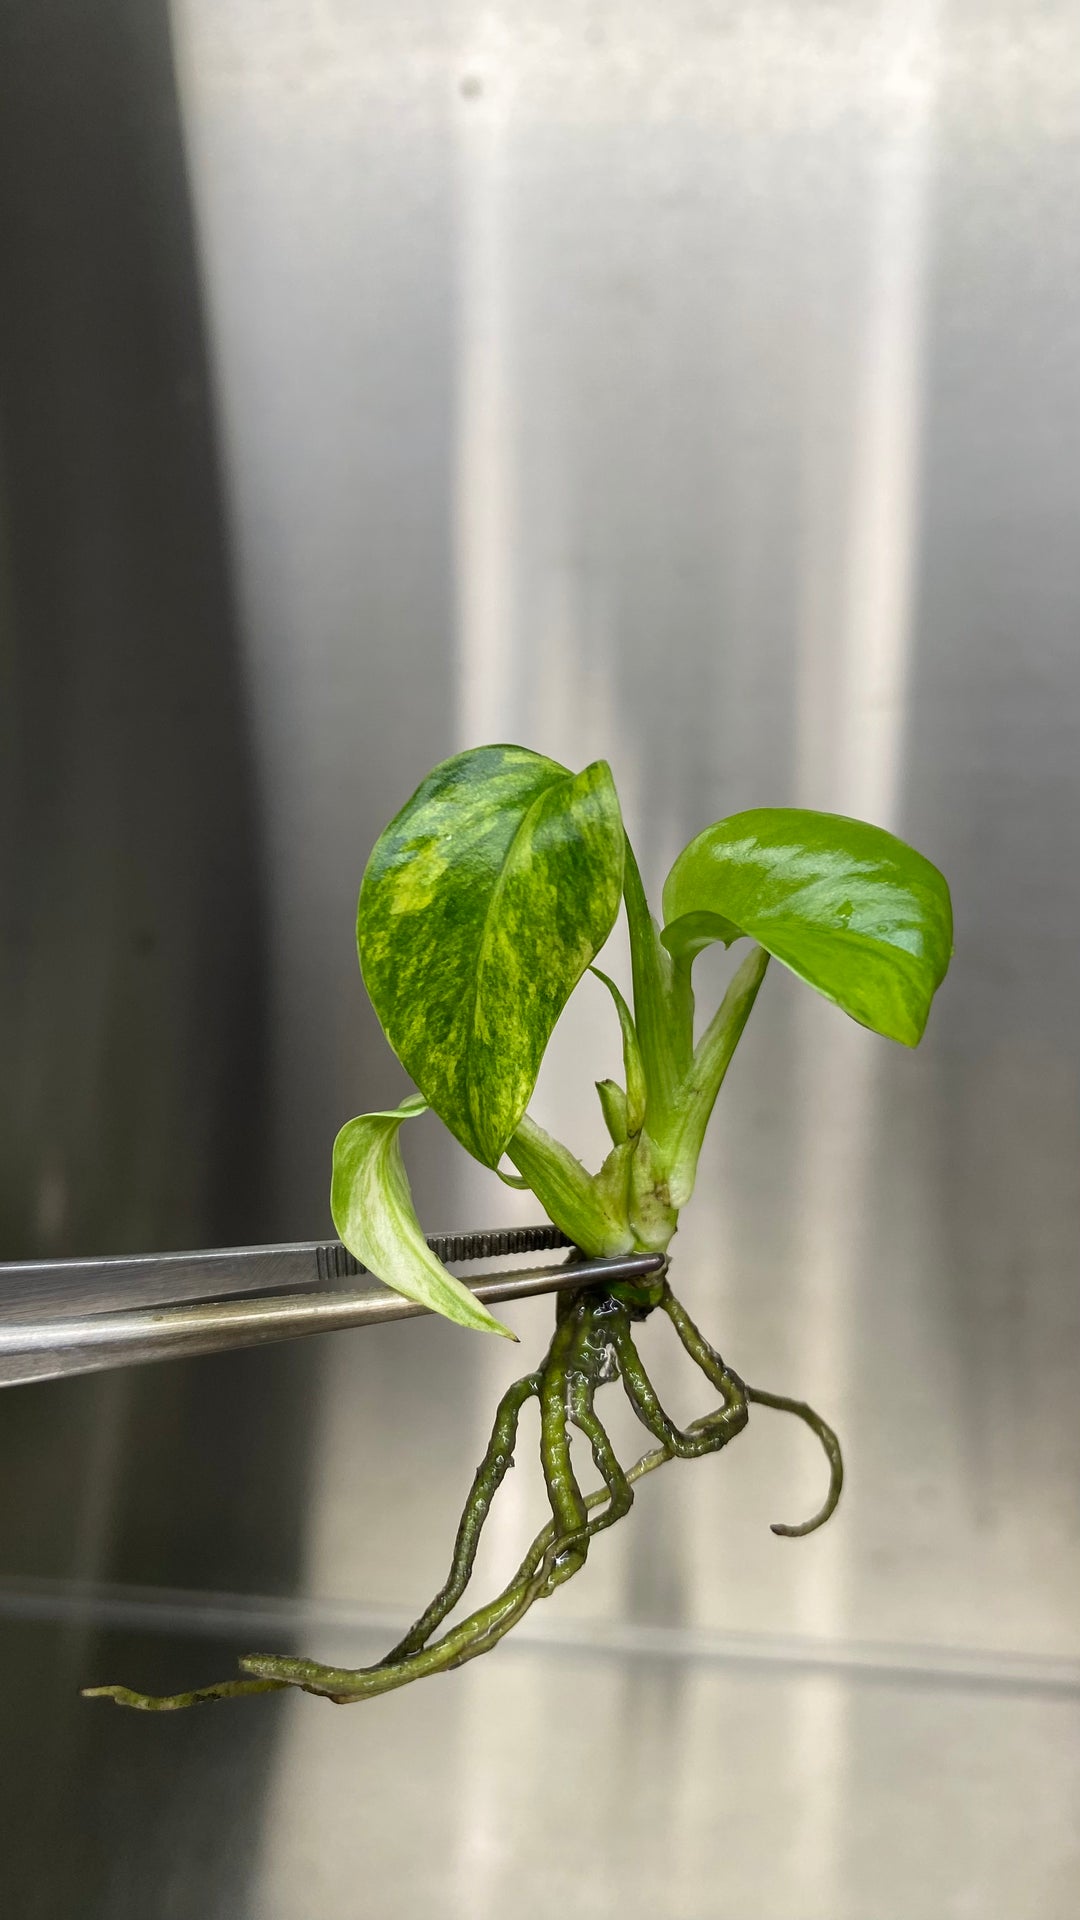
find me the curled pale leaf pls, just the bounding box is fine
[330,1096,514,1338]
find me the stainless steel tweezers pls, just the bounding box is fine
[0,1227,665,1389]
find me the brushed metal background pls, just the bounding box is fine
[1,1,1078,1914]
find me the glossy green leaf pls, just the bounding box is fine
[662,809,953,1047]
[358,746,625,1167]
[330,1096,514,1338]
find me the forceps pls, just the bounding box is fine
[0,1226,666,1388]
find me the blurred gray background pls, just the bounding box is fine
[1,1,1078,1915]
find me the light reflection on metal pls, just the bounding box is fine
[0,1240,664,1388]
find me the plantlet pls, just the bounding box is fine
[86,746,952,1710]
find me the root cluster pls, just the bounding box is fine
[85,1279,842,1711]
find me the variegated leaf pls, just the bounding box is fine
[358,746,624,1166]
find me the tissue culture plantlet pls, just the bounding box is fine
[87,746,952,1710]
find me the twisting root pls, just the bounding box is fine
[611,1288,749,1461]
[744,1386,844,1537]
[565,1297,633,1541]
[659,1284,843,1536]
[83,1275,843,1710]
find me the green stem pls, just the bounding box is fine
[621,836,693,1146]
[664,945,770,1209]
[506,1113,633,1258]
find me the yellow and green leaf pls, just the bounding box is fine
[357,746,624,1167]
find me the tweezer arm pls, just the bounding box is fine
[0,1224,575,1323]
[0,1244,666,1389]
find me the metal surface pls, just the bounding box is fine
[0,1223,573,1320]
[2,0,1080,1915]
[0,1246,663,1387]
[8,1610,1080,1920]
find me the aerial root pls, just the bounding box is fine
[81,1677,289,1711]
[82,1281,842,1709]
[380,1367,542,1663]
[744,1385,844,1536]
[659,1282,843,1536]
